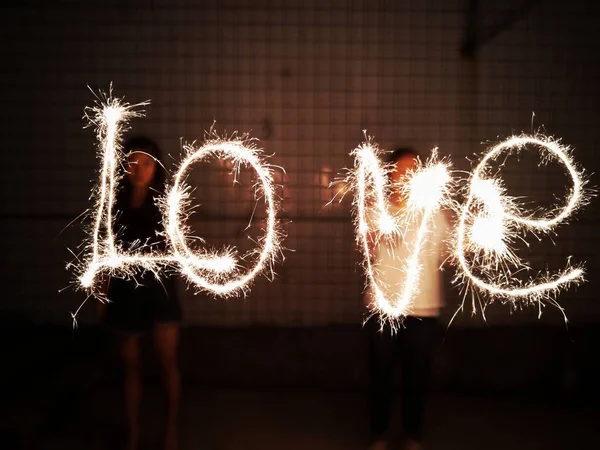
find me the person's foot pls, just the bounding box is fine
[368,439,388,450]
[405,438,422,450]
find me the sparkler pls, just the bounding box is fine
[343,138,453,326]
[453,134,589,319]
[72,89,283,314]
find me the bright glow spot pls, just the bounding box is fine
[407,162,451,211]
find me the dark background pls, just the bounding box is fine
[0,0,599,448]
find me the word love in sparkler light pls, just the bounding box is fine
[75,92,283,300]
[348,135,589,323]
[71,89,589,327]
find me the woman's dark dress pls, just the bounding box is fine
[104,190,181,333]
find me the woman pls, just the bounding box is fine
[99,136,181,450]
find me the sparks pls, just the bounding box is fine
[344,138,452,327]
[453,134,589,320]
[72,89,283,314]
[164,138,282,297]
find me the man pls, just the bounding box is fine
[366,147,450,450]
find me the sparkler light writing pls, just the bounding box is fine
[344,134,590,324]
[73,90,282,308]
[164,139,281,296]
[70,88,590,326]
[454,135,588,320]
[344,140,453,324]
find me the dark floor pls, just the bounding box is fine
[6,385,600,450]
[1,321,599,449]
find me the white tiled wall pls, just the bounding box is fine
[1,0,598,326]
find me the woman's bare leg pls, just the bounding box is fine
[119,335,142,450]
[153,323,181,450]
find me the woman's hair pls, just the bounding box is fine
[123,135,166,190]
[117,135,166,209]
